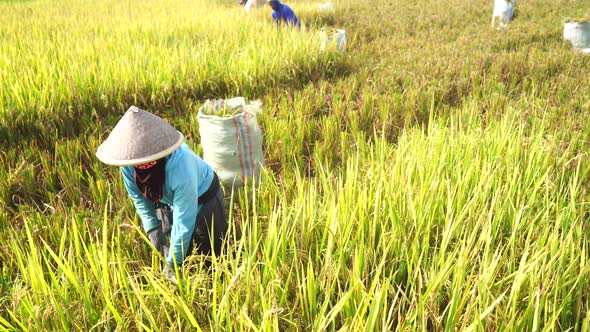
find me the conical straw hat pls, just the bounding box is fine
[96,106,184,166]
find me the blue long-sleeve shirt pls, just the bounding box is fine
[122,143,214,267]
[272,3,300,28]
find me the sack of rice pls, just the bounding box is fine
[318,2,335,12]
[197,97,264,190]
[563,20,590,52]
[492,0,514,29]
[320,28,347,52]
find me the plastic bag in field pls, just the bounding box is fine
[492,0,514,29]
[197,97,264,190]
[320,28,347,52]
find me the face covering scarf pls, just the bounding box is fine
[134,158,166,203]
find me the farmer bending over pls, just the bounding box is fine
[96,106,227,280]
[267,0,300,28]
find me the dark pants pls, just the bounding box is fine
[188,188,227,257]
[154,175,227,262]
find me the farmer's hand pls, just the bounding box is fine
[148,225,169,257]
[162,265,178,285]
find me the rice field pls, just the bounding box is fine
[1,0,589,330]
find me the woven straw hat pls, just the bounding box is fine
[96,106,184,166]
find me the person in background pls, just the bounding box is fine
[241,0,266,13]
[95,106,227,281]
[267,0,301,28]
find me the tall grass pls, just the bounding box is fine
[2,111,589,330]
[0,0,345,145]
[1,0,590,330]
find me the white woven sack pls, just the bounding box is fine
[564,22,590,51]
[564,22,576,42]
[320,29,347,52]
[244,0,266,13]
[492,0,514,28]
[318,2,335,12]
[198,97,264,189]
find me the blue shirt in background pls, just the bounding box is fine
[272,2,301,28]
[122,143,214,267]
